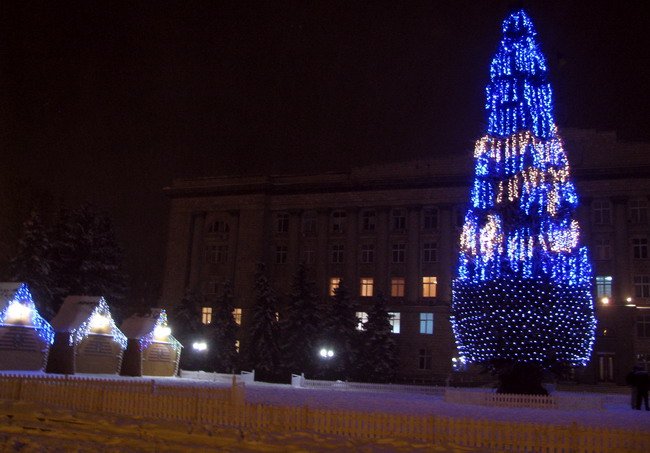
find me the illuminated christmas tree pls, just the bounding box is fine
[451,9,596,394]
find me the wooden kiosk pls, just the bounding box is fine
[0,282,54,371]
[120,309,182,377]
[46,296,127,374]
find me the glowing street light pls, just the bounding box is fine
[319,348,334,358]
[192,341,208,352]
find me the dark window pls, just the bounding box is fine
[275,245,288,264]
[361,244,374,263]
[633,238,648,260]
[331,211,347,233]
[418,348,432,370]
[331,244,345,263]
[391,243,405,263]
[423,242,438,263]
[302,211,316,234]
[592,200,612,225]
[422,208,438,229]
[276,213,289,233]
[392,209,406,230]
[634,275,650,298]
[361,210,376,232]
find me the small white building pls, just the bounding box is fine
[0,282,54,371]
[120,309,182,377]
[46,296,127,374]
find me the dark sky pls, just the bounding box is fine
[2,1,649,304]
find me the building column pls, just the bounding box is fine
[405,205,421,301]
[345,208,359,294]
[186,211,206,290]
[316,209,330,297]
[612,197,630,303]
[438,204,455,303]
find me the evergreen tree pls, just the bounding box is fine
[280,264,324,377]
[51,202,127,316]
[358,293,398,383]
[172,288,204,370]
[451,10,595,394]
[247,263,280,380]
[207,281,239,373]
[9,209,56,318]
[319,280,359,380]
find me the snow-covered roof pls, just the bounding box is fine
[0,282,24,312]
[50,296,106,332]
[121,308,164,339]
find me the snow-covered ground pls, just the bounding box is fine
[1,373,648,452]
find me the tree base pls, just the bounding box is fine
[495,362,548,395]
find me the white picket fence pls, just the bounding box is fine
[1,373,647,452]
[179,369,255,385]
[292,373,445,396]
[445,388,604,411]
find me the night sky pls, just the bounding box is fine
[2,1,649,304]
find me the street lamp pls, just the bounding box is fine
[319,348,334,358]
[192,341,208,352]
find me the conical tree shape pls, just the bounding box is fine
[451,10,595,392]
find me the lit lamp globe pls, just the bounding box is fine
[90,313,110,332]
[5,301,31,324]
[153,325,171,339]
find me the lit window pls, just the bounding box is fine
[233,308,242,325]
[275,245,288,264]
[592,200,612,225]
[420,313,434,334]
[331,211,347,233]
[302,211,316,234]
[423,242,437,263]
[422,208,438,229]
[633,238,648,260]
[329,277,341,296]
[302,244,314,264]
[391,209,406,230]
[276,213,289,233]
[392,243,405,263]
[201,307,213,325]
[361,210,376,232]
[235,340,240,352]
[356,311,368,330]
[360,278,374,297]
[331,244,345,263]
[361,244,374,263]
[418,348,432,370]
[391,278,405,297]
[595,237,611,261]
[389,312,400,334]
[595,276,613,299]
[630,199,648,224]
[422,277,437,298]
[634,275,650,298]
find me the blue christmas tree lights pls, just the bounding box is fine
[0,283,55,345]
[451,10,596,369]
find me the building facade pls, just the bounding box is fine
[161,129,650,385]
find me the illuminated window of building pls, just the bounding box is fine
[360,278,374,297]
[633,238,648,260]
[422,208,438,229]
[630,199,649,224]
[422,276,437,298]
[331,210,347,233]
[637,316,650,338]
[595,276,613,299]
[201,307,213,325]
[207,220,229,234]
[275,245,288,264]
[391,243,405,263]
[276,213,289,233]
[423,242,437,263]
[235,340,240,352]
[420,313,434,334]
[302,244,314,264]
[391,209,406,230]
[389,312,400,334]
[418,348,432,370]
[634,275,650,298]
[361,210,376,232]
[356,311,368,330]
[391,278,405,297]
[302,211,316,234]
[361,244,374,263]
[592,200,612,225]
[595,237,611,261]
[233,308,242,325]
[331,244,345,263]
[329,277,341,296]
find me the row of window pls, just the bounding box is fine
[200,307,243,325]
[275,208,441,235]
[355,311,434,335]
[595,275,650,301]
[593,237,649,260]
[272,242,438,265]
[329,276,437,298]
[592,199,649,225]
